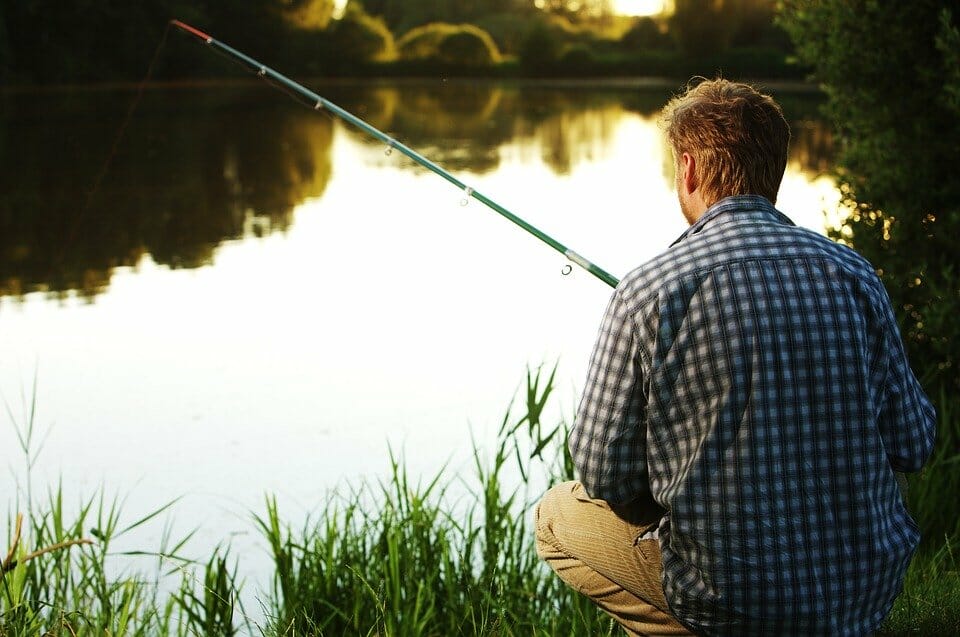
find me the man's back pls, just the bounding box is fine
[570,195,936,634]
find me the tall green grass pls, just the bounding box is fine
[3,366,959,635]
[906,391,960,544]
[879,391,960,635]
[881,538,960,636]
[254,365,614,635]
[1,381,244,636]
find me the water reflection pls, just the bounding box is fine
[0,87,333,300]
[0,82,832,302]
[0,82,838,615]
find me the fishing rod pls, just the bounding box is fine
[169,19,620,288]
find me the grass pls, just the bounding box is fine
[881,539,960,636]
[252,365,614,636]
[2,366,958,635]
[879,391,960,635]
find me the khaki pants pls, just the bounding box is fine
[535,481,693,636]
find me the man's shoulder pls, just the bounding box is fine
[616,209,881,310]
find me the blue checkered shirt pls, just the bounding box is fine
[570,196,936,635]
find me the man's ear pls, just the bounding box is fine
[681,152,698,194]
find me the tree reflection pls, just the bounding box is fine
[0,86,333,301]
[333,84,660,175]
[0,82,832,302]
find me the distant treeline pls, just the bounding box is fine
[0,0,800,84]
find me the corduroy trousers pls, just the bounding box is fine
[535,481,694,636]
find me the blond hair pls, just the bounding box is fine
[662,79,791,205]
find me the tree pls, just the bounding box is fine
[356,0,541,36]
[329,5,396,63]
[397,23,501,65]
[619,16,672,52]
[668,0,739,56]
[519,22,562,73]
[535,0,614,23]
[0,5,10,81]
[438,26,502,65]
[779,1,960,395]
[279,0,336,30]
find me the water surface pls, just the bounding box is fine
[0,80,838,604]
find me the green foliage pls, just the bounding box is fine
[537,0,615,25]
[0,489,228,635]
[778,2,960,399]
[619,17,673,52]
[0,7,10,81]
[438,26,503,65]
[669,0,790,57]
[519,23,563,73]
[397,23,450,60]
[358,0,523,35]
[0,380,239,635]
[879,539,960,635]
[278,0,336,31]
[669,0,739,57]
[728,0,790,50]
[0,0,801,83]
[173,550,243,636]
[254,364,613,635]
[360,0,603,35]
[905,392,960,543]
[397,22,501,66]
[559,44,600,73]
[1,0,195,82]
[474,9,544,56]
[3,365,959,633]
[329,6,397,63]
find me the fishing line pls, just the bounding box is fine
[169,19,621,289]
[48,22,174,285]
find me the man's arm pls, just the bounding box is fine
[876,292,937,473]
[569,288,651,504]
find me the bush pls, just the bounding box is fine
[438,29,501,66]
[475,10,542,56]
[397,23,501,66]
[329,7,396,64]
[519,23,562,74]
[619,17,673,52]
[779,2,960,398]
[558,44,598,73]
[669,0,738,57]
[779,2,960,563]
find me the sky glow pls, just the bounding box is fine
[613,0,665,16]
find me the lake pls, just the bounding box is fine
[0,79,839,609]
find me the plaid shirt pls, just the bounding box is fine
[570,195,936,635]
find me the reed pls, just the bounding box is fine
[3,367,958,635]
[254,364,615,636]
[880,391,960,634]
[906,391,960,544]
[253,373,960,636]
[1,379,243,636]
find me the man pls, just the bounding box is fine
[534,79,936,635]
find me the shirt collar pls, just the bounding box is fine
[670,195,796,247]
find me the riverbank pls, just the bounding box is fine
[0,74,822,98]
[2,369,957,635]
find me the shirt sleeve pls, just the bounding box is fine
[875,291,937,473]
[569,287,650,504]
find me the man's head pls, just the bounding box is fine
[662,79,791,223]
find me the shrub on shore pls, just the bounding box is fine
[397,23,502,67]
